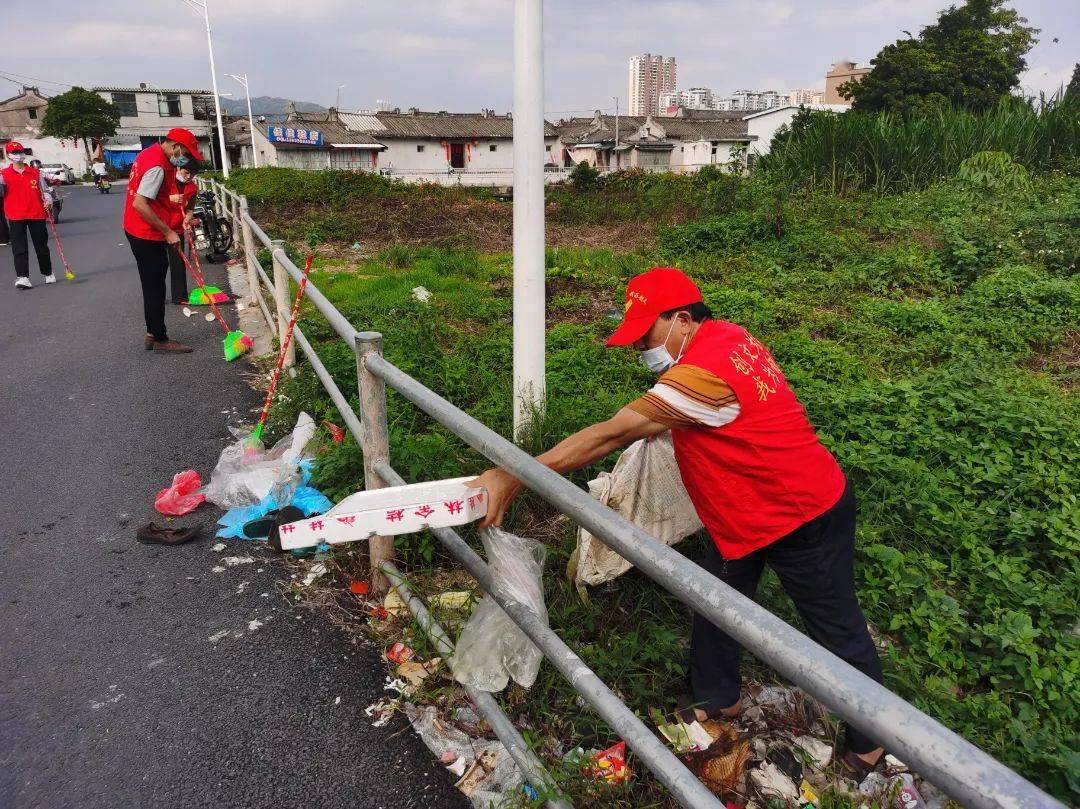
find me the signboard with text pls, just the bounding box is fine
[267,126,323,147]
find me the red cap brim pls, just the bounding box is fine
[605,314,656,347]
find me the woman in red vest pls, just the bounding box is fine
[471,267,885,778]
[1,141,54,289]
[165,166,198,304]
[123,127,203,353]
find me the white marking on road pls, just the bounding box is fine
[208,630,229,643]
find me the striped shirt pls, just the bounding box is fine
[627,363,741,429]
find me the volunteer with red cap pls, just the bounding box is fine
[470,267,885,778]
[1,141,54,289]
[165,165,198,305]
[123,127,203,353]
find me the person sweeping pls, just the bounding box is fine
[469,267,886,780]
[122,127,202,353]
[165,166,198,305]
[1,141,54,289]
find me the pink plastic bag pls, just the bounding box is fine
[155,470,206,516]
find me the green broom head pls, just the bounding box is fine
[223,330,253,361]
[188,285,229,305]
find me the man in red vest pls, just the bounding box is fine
[123,128,203,353]
[471,267,885,777]
[1,141,54,289]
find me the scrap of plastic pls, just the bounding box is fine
[386,642,414,664]
[154,470,206,516]
[570,433,702,586]
[215,485,331,539]
[452,527,548,692]
[586,742,631,784]
[412,285,432,303]
[203,412,316,509]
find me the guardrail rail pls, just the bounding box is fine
[202,176,1065,809]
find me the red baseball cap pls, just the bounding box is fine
[605,267,703,347]
[166,128,204,162]
[5,141,25,153]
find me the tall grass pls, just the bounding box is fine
[759,98,1080,194]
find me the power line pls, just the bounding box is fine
[0,68,72,90]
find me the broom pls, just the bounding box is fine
[173,238,252,361]
[41,187,75,280]
[248,251,314,450]
[182,230,228,305]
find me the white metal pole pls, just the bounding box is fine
[613,95,619,170]
[232,74,258,168]
[200,0,230,178]
[512,0,546,439]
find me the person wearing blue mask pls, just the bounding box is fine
[122,127,203,353]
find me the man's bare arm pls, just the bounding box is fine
[469,407,668,529]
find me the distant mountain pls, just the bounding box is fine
[219,96,327,116]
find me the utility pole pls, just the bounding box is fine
[183,0,230,177]
[613,95,619,170]
[226,73,258,168]
[512,0,546,440]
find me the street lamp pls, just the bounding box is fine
[226,72,258,168]
[336,84,346,110]
[181,0,230,178]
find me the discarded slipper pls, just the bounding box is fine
[266,505,305,552]
[837,749,883,782]
[136,522,201,546]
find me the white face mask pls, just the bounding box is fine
[639,315,689,374]
[8,153,25,163]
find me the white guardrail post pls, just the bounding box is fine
[269,239,295,369]
[355,331,395,594]
[238,197,260,307]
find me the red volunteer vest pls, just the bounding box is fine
[2,164,47,221]
[672,320,846,559]
[166,181,195,231]
[123,143,176,241]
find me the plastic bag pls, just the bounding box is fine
[154,470,206,516]
[203,412,315,509]
[570,433,701,587]
[452,528,548,692]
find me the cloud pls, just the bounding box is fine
[59,22,200,57]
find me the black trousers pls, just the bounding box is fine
[688,483,884,754]
[127,233,170,341]
[9,219,52,278]
[167,234,189,304]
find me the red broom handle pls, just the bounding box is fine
[255,252,314,432]
[176,232,231,335]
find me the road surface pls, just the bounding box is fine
[0,185,467,809]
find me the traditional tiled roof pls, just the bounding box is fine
[555,114,749,146]
[91,86,212,95]
[254,114,383,148]
[367,111,556,139]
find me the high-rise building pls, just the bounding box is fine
[658,86,714,114]
[628,54,677,116]
[722,89,784,112]
[789,88,825,106]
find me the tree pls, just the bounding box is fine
[40,87,121,164]
[842,0,1038,113]
[1066,63,1080,102]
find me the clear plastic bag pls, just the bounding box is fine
[203,412,316,509]
[154,469,206,516]
[570,433,702,586]
[452,528,548,692]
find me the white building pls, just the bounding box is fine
[742,104,849,157]
[720,89,785,112]
[659,87,715,115]
[240,106,561,186]
[556,109,752,173]
[0,87,92,176]
[90,84,217,169]
[628,54,677,117]
[789,88,825,106]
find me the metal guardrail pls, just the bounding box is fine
[205,176,1066,809]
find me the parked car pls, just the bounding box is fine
[40,163,75,184]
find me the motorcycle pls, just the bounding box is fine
[95,175,112,194]
[190,189,232,263]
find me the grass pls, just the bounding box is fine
[242,154,1079,804]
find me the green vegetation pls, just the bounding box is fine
[842,0,1037,112]
[39,86,120,163]
[231,95,1079,803]
[760,98,1079,194]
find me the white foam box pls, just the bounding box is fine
[277,476,487,550]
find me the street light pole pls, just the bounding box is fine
[184,0,230,177]
[612,95,619,170]
[227,73,258,168]
[512,0,546,439]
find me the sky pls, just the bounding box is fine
[2,0,1075,117]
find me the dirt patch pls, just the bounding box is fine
[1022,330,1079,389]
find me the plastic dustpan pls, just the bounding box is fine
[274,477,487,550]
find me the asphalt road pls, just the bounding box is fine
[0,185,468,809]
